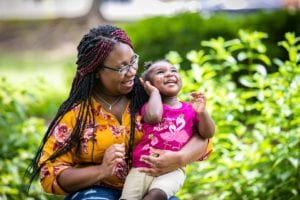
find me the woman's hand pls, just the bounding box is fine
[57,143,126,192]
[138,136,210,177]
[101,143,126,177]
[138,148,183,177]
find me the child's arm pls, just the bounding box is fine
[190,92,215,138]
[141,79,163,124]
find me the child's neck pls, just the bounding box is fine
[163,96,181,108]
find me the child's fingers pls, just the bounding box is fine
[145,81,151,87]
[191,95,206,105]
[190,91,204,98]
[192,93,206,101]
[139,78,145,87]
[190,91,197,97]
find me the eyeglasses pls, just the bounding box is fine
[102,54,139,75]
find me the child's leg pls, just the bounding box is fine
[143,188,167,200]
[146,168,185,200]
[120,168,153,200]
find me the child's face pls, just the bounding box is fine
[147,61,182,97]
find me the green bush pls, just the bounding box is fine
[0,53,72,119]
[121,10,300,71]
[1,18,299,199]
[0,78,64,199]
[168,31,300,200]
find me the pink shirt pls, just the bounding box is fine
[132,102,199,168]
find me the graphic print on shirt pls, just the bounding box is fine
[157,114,189,150]
[141,133,159,153]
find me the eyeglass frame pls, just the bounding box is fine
[102,53,139,75]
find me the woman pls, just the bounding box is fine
[27,24,210,200]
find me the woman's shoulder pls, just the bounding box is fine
[58,101,85,121]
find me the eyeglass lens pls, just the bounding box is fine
[120,54,139,74]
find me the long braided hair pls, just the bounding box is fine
[26,24,148,189]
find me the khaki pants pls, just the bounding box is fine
[120,167,185,200]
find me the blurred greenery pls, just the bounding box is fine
[0,53,74,119]
[0,53,73,199]
[121,10,300,72]
[0,10,299,200]
[172,30,300,200]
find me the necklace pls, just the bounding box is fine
[96,95,122,111]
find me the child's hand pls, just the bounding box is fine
[140,78,159,96]
[190,92,206,113]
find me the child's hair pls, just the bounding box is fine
[142,59,171,81]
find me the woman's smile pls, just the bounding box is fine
[121,79,134,88]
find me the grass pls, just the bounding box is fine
[0,52,76,119]
[0,52,75,88]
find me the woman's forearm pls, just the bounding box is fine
[57,164,107,193]
[178,135,209,166]
[138,135,209,176]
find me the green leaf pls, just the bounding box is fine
[255,64,268,76]
[256,55,271,66]
[165,51,182,64]
[239,76,254,87]
[288,157,299,169]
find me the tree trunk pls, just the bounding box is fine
[73,0,105,26]
[86,0,103,20]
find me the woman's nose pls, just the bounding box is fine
[125,65,137,76]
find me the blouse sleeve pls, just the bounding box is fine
[199,139,213,161]
[39,109,77,195]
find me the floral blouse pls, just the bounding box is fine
[39,98,144,194]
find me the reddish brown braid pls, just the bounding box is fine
[78,41,112,76]
[111,29,133,49]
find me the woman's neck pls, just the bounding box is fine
[93,87,125,111]
[93,87,122,102]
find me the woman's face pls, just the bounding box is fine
[147,61,182,97]
[97,42,138,96]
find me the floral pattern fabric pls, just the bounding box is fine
[39,98,144,194]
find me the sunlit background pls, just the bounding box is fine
[0,1,299,200]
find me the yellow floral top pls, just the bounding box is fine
[39,98,144,194]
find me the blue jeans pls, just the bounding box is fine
[64,186,179,200]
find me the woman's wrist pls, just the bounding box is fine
[94,164,110,182]
[179,136,209,165]
[177,150,187,167]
